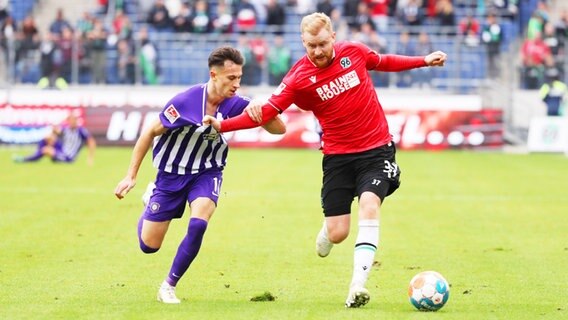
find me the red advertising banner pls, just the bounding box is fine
[1,103,502,150]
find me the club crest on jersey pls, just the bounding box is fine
[274,83,286,95]
[315,70,361,101]
[164,104,180,124]
[340,57,351,69]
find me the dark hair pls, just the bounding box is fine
[208,46,244,68]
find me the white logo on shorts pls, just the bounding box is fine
[150,202,160,212]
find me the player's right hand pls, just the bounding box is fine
[114,177,136,199]
[202,115,221,131]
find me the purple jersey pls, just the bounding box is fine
[152,84,249,175]
[57,126,91,161]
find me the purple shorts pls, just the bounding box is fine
[51,142,75,163]
[142,168,223,222]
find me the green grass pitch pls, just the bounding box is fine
[1,146,567,319]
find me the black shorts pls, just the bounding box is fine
[321,142,401,216]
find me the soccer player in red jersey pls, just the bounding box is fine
[204,12,447,308]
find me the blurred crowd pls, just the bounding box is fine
[0,0,566,89]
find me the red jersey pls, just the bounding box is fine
[220,41,426,154]
[269,41,421,154]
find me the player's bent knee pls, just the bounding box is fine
[328,229,349,244]
[139,240,160,254]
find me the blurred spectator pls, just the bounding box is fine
[542,22,560,60]
[355,22,388,86]
[165,0,182,18]
[37,32,68,89]
[526,12,545,40]
[539,68,567,116]
[0,14,15,80]
[190,0,212,33]
[249,32,268,78]
[422,0,437,20]
[0,0,8,22]
[353,22,386,53]
[413,31,433,88]
[316,0,335,18]
[553,10,567,78]
[267,34,291,86]
[116,38,135,84]
[97,0,126,14]
[57,27,74,83]
[265,0,286,34]
[395,30,415,87]
[236,34,261,85]
[521,31,551,89]
[293,0,315,15]
[489,0,518,21]
[76,11,94,34]
[398,0,424,33]
[15,15,40,83]
[330,8,349,41]
[481,12,502,78]
[353,2,377,32]
[49,8,73,36]
[113,10,133,40]
[343,0,360,29]
[434,0,456,35]
[172,1,192,33]
[459,12,480,47]
[555,9,568,49]
[0,14,16,58]
[236,0,257,33]
[365,0,390,33]
[76,31,92,84]
[212,0,233,34]
[250,0,267,25]
[138,26,159,84]
[86,18,108,84]
[147,0,172,31]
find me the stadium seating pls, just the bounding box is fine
[8,0,541,90]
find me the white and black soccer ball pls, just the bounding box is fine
[408,270,450,311]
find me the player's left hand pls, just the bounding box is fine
[425,51,447,67]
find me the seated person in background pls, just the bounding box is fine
[13,113,96,165]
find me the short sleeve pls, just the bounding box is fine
[159,97,193,129]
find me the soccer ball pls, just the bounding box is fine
[408,271,450,311]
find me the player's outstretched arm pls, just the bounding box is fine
[262,116,286,134]
[374,51,447,72]
[114,118,167,199]
[203,104,280,133]
[244,99,286,134]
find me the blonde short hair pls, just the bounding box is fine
[300,12,333,36]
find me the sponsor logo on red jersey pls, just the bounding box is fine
[315,70,361,101]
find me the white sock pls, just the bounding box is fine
[350,219,379,288]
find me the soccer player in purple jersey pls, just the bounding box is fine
[14,113,96,165]
[113,46,286,304]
